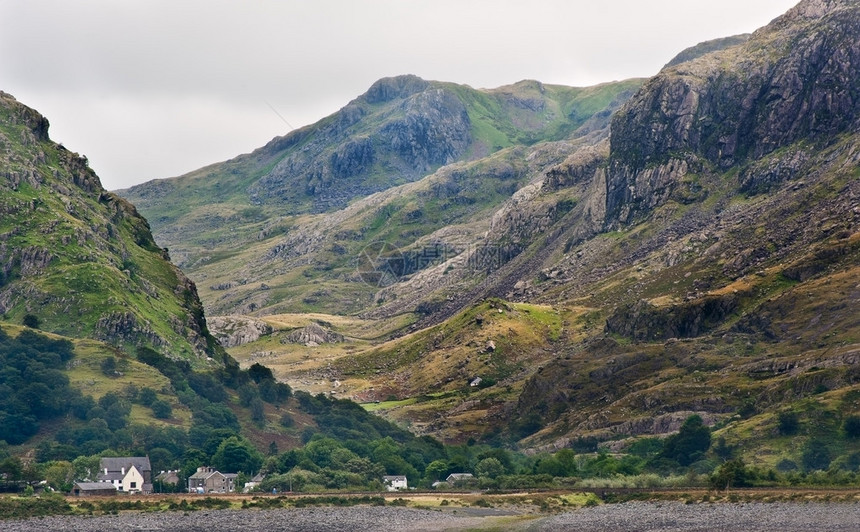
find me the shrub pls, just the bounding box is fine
[843,415,860,439]
[801,439,832,471]
[280,413,295,428]
[778,411,800,435]
[22,314,40,328]
[659,415,711,466]
[776,458,798,472]
[151,399,173,419]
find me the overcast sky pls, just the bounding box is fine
[0,0,800,190]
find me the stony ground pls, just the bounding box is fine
[1,506,475,532]
[4,501,860,531]
[529,501,860,531]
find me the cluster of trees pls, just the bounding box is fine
[15,343,293,488]
[4,327,860,494]
[0,330,83,444]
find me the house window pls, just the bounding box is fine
[130,482,137,489]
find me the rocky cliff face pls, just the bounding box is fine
[308,0,860,448]
[605,0,860,226]
[248,76,473,212]
[499,0,860,446]
[0,91,223,363]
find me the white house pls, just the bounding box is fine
[97,457,152,494]
[382,475,407,491]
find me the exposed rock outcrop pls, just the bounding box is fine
[208,316,273,348]
[284,322,344,346]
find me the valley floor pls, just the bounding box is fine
[4,497,860,531]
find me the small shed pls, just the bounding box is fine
[72,482,118,497]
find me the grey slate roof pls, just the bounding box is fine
[99,457,151,474]
[189,468,221,480]
[74,482,117,491]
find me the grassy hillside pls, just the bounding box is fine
[195,1,860,474]
[0,91,220,364]
[119,78,641,318]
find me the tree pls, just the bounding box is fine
[151,399,173,419]
[72,455,101,482]
[778,411,800,436]
[22,314,40,329]
[424,459,449,481]
[801,439,832,471]
[148,447,175,475]
[248,363,274,383]
[843,415,860,439]
[710,458,749,490]
[251,397,266,425]
[0,456,23,481]
[475,457,505,479]
[42,461,75,491]
[138,387,158,407]
[100,356,118,377]
[535,456,566,477]
[305,437,343,468]
[555,449,577,476]
[660,415,712,466]
[713,437,735,460]
[260,379,292,404]
[212,436,263,474]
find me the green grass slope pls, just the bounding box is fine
[118,77,641,317]
[0,91,222,364]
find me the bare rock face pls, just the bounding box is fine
[95,312,164,348]
[249,75,471,213]
[363,74,429,103]
[284,322,344,345]
[605,0,860,226]
[605,293,743,342]
[208,316,273,348]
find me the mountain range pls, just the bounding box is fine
[2,0,858,474]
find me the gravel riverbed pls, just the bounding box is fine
[531,501,860,531]
[3,501,860,531]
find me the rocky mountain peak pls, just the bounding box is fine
[782,0,851,21]
[604,0,860,226]
[0,91,50,142]
[362,74,430,104]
